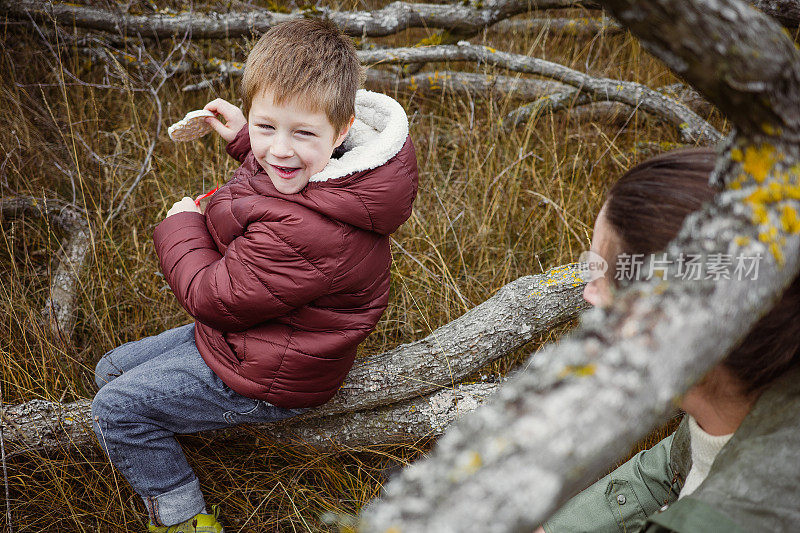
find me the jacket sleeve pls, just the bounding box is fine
[543,432,678,533]
[225,124,251,163]
[153,211,332,332]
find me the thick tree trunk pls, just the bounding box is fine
[359,0,800,531]
[4,383,499,455]
[2,0,582,39]
[2,264,585,456]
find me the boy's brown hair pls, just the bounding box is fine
[241,18,363,133]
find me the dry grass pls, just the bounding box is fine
[0,2,727,531]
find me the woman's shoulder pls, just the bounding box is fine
[676,366,800,531]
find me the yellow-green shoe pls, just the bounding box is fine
[147,504,224,532]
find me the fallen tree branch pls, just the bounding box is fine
[359,44,722,143]
[359,0,800,530]
[1,264,586,455]
[493,15,623,36]
[370,72,712,123]
[555,100,648,125]
[365,69,569,102]
[3,383,500,456]
[504,83,715,132]
[315,264,586,417]
[0,196,91,338]
[264,383,500,450]
[504,88,592,127]
[659,82,715,116]
[10,0,795,41]
[2,0,585,39]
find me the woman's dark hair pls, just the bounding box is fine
[604,147,800,395]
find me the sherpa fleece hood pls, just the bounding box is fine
[154,90,418,407]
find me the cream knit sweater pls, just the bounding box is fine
[678,415,734,498]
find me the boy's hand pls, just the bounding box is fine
[203,99,247,143]
[166,197,201,218]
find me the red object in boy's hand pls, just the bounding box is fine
[194,186,219,206]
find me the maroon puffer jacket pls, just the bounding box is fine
[154,90,418,408]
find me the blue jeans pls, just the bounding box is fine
[91,323,305,526]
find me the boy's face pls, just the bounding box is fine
[248,90,352,194]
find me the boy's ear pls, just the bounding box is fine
[334,115,355,148]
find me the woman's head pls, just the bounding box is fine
[585,147,800,395]
[584,149,718,306]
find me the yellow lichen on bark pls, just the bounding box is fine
[735,143,800,265]
[558,364,596,378]
[780,204,800,233]
[761,122,781,136]
[741,144,777,183]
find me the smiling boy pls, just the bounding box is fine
[91,19,418,532]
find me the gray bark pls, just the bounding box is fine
[2,264,586,456]
[7,0,796,42]
[218,383,501,450]
[359,0,800,531]
[4,383,498,456]
[368,72,711,124]
[494,16,623,36]
[751,0,800,27]
[360,44,721,143]
[504,83,715,133]
[2,0,582,39]
[0,196,91,338]
[365,69,570,102]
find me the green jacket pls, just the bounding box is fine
[544,367,800,532]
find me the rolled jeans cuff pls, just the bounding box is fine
[144,477,206,527]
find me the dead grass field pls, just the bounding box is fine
[0,2,726,530]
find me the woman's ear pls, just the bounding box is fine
[334,115,355,148]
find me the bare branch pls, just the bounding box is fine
[2,0,585,39]
[493,15,623,36]
[1,264,586,455]
[0,196,92,338]
[316,264,586,418]
[504,83,716,135]
[99,35,191,223]
[359,44,721,143]
[3,383,499,456]
[365,69,569,102]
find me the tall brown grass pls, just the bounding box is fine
[0,2,725,530]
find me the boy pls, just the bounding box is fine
[92,19,418,532]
